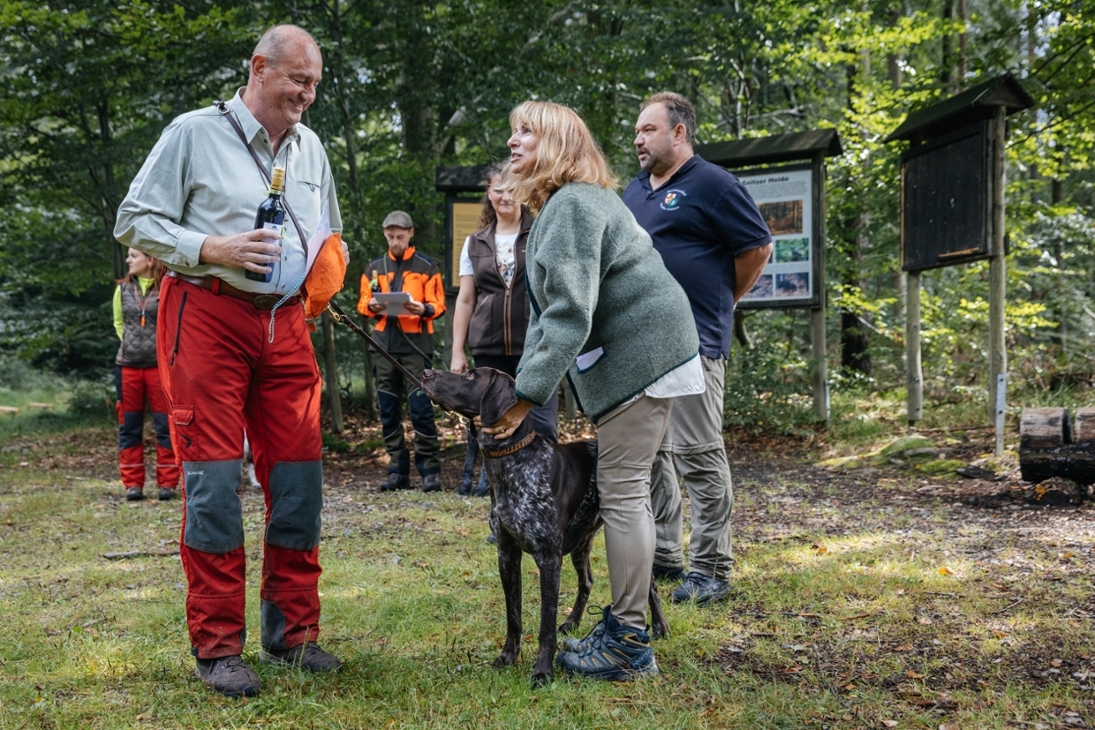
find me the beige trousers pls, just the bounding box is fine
[596,393,672,630]
[649,355,734,582]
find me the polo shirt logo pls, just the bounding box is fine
[661,189,686,211]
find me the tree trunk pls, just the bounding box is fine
[840,60,871,376]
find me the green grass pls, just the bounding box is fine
[2,422,1095,729]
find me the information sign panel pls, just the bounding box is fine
[446,199,482,291]
[736,165,818,308]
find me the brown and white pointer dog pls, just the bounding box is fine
[420,367,668,684]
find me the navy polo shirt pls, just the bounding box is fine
[623,155,772,359]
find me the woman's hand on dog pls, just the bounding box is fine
[480,399,534,440]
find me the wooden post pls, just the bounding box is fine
[810,154,829,425]
[321,310,343,434]
[906,270,923,430]
[988,105,1008,455]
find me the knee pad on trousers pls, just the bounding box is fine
[265,460,323,551]
[182,459,245,553]
[151,412,172,448]
[407,389,437,439]
[119,411,144,449]
[377,390,404,437]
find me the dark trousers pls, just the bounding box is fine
[375,352,440,476]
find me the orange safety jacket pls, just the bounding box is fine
[358,245,446,352]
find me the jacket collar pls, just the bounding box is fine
[229,88,301,149]
[638,153,702,193]
[388,245,416,262]
[472,208,533,245]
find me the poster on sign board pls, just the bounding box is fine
[736,166,815,308]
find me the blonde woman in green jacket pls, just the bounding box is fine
[483,100,702,682]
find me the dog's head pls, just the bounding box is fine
[420,368,520,428]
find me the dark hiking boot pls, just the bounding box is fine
[262,641,343,673]
[561,605,610,653]
[157,488,177,501]
[556,606,657,682]
[652,563,687,584]
[380,472,411,492]
[670,571,731,606]
[195,655,260,697]
[125,487,144,502]
[421,473,442,493]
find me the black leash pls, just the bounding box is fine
[326,300,426,391]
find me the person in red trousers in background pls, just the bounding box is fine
[113,247,179,502]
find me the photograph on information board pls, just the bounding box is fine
[737,167,814,305]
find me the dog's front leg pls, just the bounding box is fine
[531,551,562,685]
[493,532,523,669]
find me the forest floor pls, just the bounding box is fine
[1,411,1094,729]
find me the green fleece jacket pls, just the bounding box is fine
[515,182,699,422]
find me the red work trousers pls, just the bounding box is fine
[115,364,179,489]
[157,275,325,660]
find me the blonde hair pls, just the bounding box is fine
[507,101,617,210]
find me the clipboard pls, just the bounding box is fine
[373,291,414,315]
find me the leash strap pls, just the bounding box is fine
[214,100,314,341]
[214,101,309,257]
[327,300,426,391]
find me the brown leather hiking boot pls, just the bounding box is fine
[261,641,343,672]
[194,655,260,697]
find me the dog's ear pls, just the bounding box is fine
[479,369,520,428]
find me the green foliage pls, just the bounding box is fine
[66,374,115,423]
[724,311,817,435]
[0,0,1092,425]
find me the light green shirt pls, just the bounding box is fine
[113,277,155,339]
[114,89,342,295]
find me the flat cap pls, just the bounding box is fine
[382,210,414,229]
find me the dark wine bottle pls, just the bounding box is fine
[246,166,286,283]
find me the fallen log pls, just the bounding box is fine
[1019,407,1095,485]
[102,550,179,560]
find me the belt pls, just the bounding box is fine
[167,271,299,311]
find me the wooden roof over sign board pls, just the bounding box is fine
[695,128,843,168]
[886,73,1035,144]
[435,165,491,193]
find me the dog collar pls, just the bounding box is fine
[482,429,537,458]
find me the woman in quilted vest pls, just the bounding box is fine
[112,248,179,502]
[450,164,559,496]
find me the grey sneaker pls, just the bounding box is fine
[195,655,260,697]
[380,472,411,492]
[556,607,658,682]
[670,571,730,606]
[652,563,687,583]
[157,488,177,501]
[421,473,442,493]
[262,641,343,673]
[125,487,144,502]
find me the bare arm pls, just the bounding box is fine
[733,243,773,303]
[450,275,477,372]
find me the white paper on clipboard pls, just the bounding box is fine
[303,202,332,277]
[373,291,414,315]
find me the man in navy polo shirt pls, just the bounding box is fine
[623,92,773,606]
